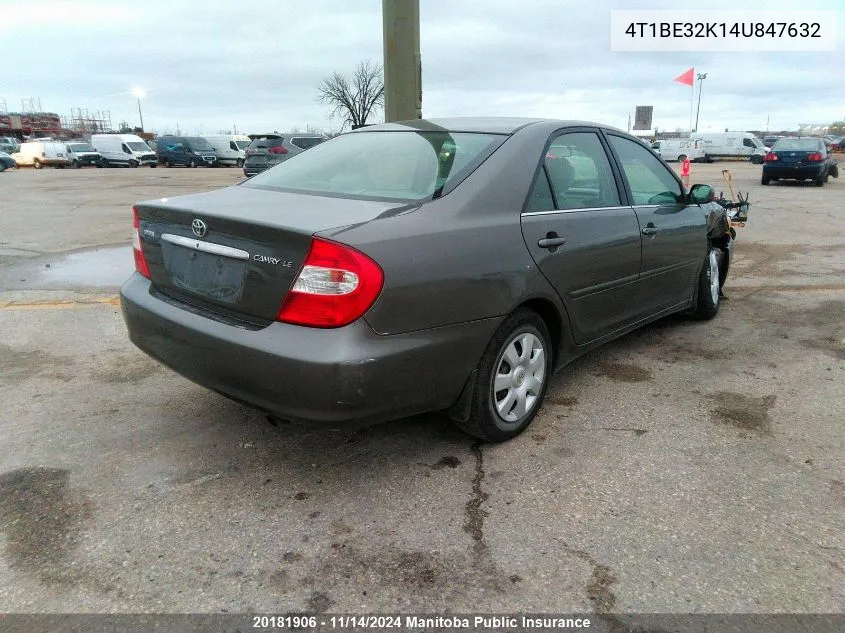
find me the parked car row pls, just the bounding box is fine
[2,131,328,173]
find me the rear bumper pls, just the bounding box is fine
[120,274,500,425]
[243,163,272,176]
[763,164,824,179]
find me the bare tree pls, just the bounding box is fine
[317,59,384,130]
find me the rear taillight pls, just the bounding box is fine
[132,206,151,279]
[764,152,778,162]
[807,152,823,162]
[276,238,383,328]
[268,145,288,155]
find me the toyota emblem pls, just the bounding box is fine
[191,219,207,237]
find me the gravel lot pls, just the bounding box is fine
[0,161,842,616]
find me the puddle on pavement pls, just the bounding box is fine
[38,246,133,288]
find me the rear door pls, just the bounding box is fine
[520,128,642,344]
[605,133,705,314]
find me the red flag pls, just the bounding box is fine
[674,67,694,87]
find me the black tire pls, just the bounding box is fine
[73,160,81,169]
[692,247,722,320]
[149,163,157,168]
[236,158,244,168]
[0,163,6,172]
[453,310,552,442]
[814,173,826,187]
[678,154,687,163]
[751,155,763,165]
[33,158,42,169]
[761,174,771,185]
[704,154,713,163]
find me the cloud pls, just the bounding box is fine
[1,0,842,135]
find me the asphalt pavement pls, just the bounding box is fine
[0,163,842,615]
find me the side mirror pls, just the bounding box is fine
[688,184,715,204]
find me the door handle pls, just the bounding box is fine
[538,236,567,248]
[641,226,659,236]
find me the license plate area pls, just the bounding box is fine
[163,242,246,304]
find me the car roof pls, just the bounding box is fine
[352,117,624,135]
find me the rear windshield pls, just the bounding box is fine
[243,131,505,202]
[126,142,150,151]
[773,139,822,151]
[248,137,284,149]
[290,136,326,150]
[185,137,212,150]
[235,140,251,150]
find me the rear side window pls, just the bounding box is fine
[248,137,284,149]
[545,132,621,209]
[290,137,326,150]
[608,135,683,205]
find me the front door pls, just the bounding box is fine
[605,133,705,314]
[521,129,642,344]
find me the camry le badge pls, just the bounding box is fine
[191,219,207,237]
[254,254,293,267]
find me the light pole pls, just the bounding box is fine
[132,87,146,132]
[694,73,707,133]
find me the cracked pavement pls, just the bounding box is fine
[0,165,843,614]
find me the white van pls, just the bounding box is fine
[11,141,70,169]
[91,134,157,167]
[204,134,252,167]
[651,138,705,162]
[690,132,768,164]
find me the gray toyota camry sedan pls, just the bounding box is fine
[121,118,734,442]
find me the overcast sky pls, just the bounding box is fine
[3,0,843,135]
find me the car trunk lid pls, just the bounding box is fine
[135,185,406,324]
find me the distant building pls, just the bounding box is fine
[0,111,63,139]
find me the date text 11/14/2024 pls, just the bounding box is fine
[251,615,594,630]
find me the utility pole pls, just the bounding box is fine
[382,0,422,122]
[694,72,707,132]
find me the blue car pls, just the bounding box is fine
[0,151,16,172]
[762,138,839,187]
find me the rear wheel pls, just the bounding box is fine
[678,154,687,162]
[761,174,771,185]
[189,159,197,168]
[453,310,551,442]
[73,160,81,169]
[692,247,722,320]
[33,158,42,169]
[814,172,826,187]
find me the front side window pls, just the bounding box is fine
[244,131,505,202]
[544,132,621,209]
[608,135,683,205]
[743,138,755,148]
